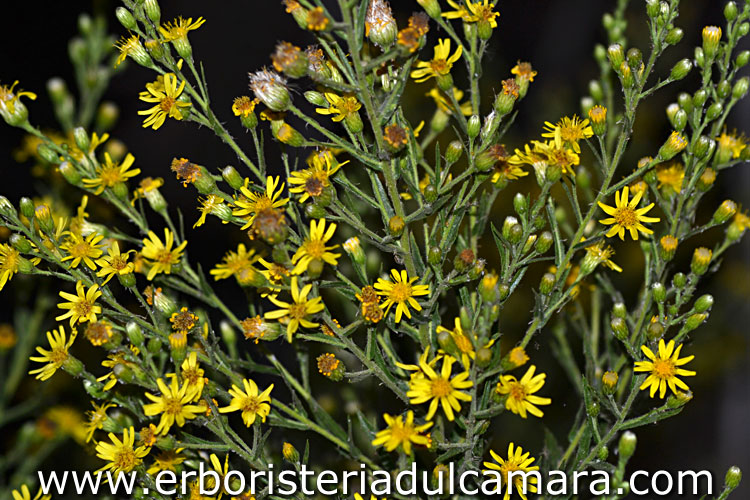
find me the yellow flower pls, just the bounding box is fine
[141,228,187,280]
[82,152,140,194]
[219,378,273,427]
[507,346,529,368]
[374,269,430,323]
[84,320,113,346]
[533,134,580,176]
[83,401,115,442]
[716,129,747,160]
[291,219,341,274]
[541,115,593,153]
[257,258,291,297]
[194,194,226,228]
[0,80,37,117]
[426,87,473,116]
[288,153,343,203]
[28,325,76,381]
[159,16,206,42]
[60,231,104,270]
[132,176,164,203]
[178,351,206,400]
[634,339,696,398]
[410,39,463,83]
[483,443,539,500]
[265,277,325,341]
[406,355,473,421]
[138,73,190,130]
[232,176,288,230]
[372,410,433,455]
[232,96,259,117]
[0,243,22,290]
[210,243,260,282]
[511,61,537,82]
[95,427,150,474]
[443,0,499,28]
[147,449,186,475]
[56,281,102,327]
[581,239,622,274]
[656,161,685,194]
[95,241,135,284]
[315,92,361,122]
[436,317,479,368]
[496,365,552,418]
[598,186,660,240]
[143,377,204,435]
[11,485,50,500]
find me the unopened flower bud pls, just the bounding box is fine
[115,7,137,30]
[540,272,555,294]
[736,50,750,68]
[389,215,405,236]
[611,316,629,340]
[588,105,607,136]
[143,0,160,23]
[619,431,637,459]
[691,247,712,275]
[417,0,441,19]
[126,321,144,346]
[702,26,722,59]
[282,442,299,463]
[59,162,82,185]
[683,313,707,332]
[718,80,732,99]
[657,131,687,161]
[670,58,692,81]
[502,216,522,244]
[647,319,664,340]
[612,302,627,318]
[467,115,481,139]
[445,140,463,164]
[602,371,618,395]
[665,27,684,45]
[222,166,243,190]
[652,282,666,302]
[714,200,737,224]
[694,294,714,313]
[34,205,54,234]
[428,246,442,265]
[659,235,678,261]
[608,44,625,69]
[725,466,742,491]
[343,237,365,266]
[732,77,749,99]
[706,102,723,121]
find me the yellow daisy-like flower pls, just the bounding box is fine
[372,410,433,455]
[436,317,478,368]
[288,155,343,203]
[483,443,540,500]
[95,241,135,284]
[291,219,341,274]
[210,243,260,282]
[143,377,204,435]
[28,325,76,381]
[82,152,140,194]
[406,355,473,421]
[582,241,622,273]
[219,378,273,427]
[194,194,226,228]
[0,80,37,117]
[533,134,580,176]
[178,351,206,401]
[265,277,325,342]
[0,243,22,291]
[232,176,289,230]
[11,485,50,500]
[656,161,685,194]
[496,365,552,418]
[315,92,361,122]
[374,269,430,323]
[60,231,104,270]
[541,115,593,153]
[141,228,187,280]
[56,281,102,327]
[83,401,116,442]
[716,129,747,160]
[138,73,190,130]
[426,87,473,116]
[443,0,499,28]
[598,186,660,240]
[95,426,150,474]
[147,448,186,475]
[511,61,537,82]
[634,339,696,398]
[232,96,259,117]
[132,176,164,204]
[159,16,206,42]
[410,38,463,83]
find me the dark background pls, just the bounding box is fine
[1,0,749,497]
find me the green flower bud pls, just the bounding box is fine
[476,346,492,367]
[115,7,137,30]
[665,27,684,45]
[144,0,160,23]
[627,47,642,69]
[739,22,750,36]
[602,371,618,395]
[126,321,144,346]
[305,203,326,219]
[428,246,442,266]
[535,231,553,254]
[736,50,750,68]
[389,215,405,236]
[469,258,486,280]
[718,80,732,99]
[498,283,510,301]
[540,272,555,294]
[733,77,749,99]
[725,2,738,21]
[417,0,442,19]
[19,197,35,219]
[646,0,660,18]
[724,466,742,490]
[222,166,243,190]
[652,282,666,302]
[683,313,707,332]
[657,131,688,161]
[594,44,607,65]
[611,317,628,340]
[694,294,714,313]
[695,47,706,68]
[445,140,463,164]
[670,58,692,81]
[677,92,692,113]
[513,193,528,216]
[589,80,603,102]
[619,431,637,459]
[608,44,625,69]
[59,162,82,186]
[304,90,327,107]
[647,320,664,340]
[673,272,687,288]
[424,184,438,203]
[693,89,708,108]
[706,102,723,121]
[502,216,522,243]
[9,234,31,253]
[612,302,627,318]
[467,115,481,139]
[587,400,600,418]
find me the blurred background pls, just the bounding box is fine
[1,0,748,497]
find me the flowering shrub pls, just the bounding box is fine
[0,0,748,498]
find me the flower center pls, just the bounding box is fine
[390,422,414,442]
[303,239,326,259]
[242,395,261,414]
[111,255,128,271]
[160,97,176,112]
[652,359,676,379]
[288,302,308,321]
[430,377,453,398]
[614,207,638,228]
[114,447,138,471]
[389,282,413,303]
[164,395,184,416]
[71,242,93,257]
[156,249,176,265]
[430,59,449,75]
[50,347,69,364]
[74,300,93,317]
[305,177,324,196]
[509,381,527,401]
